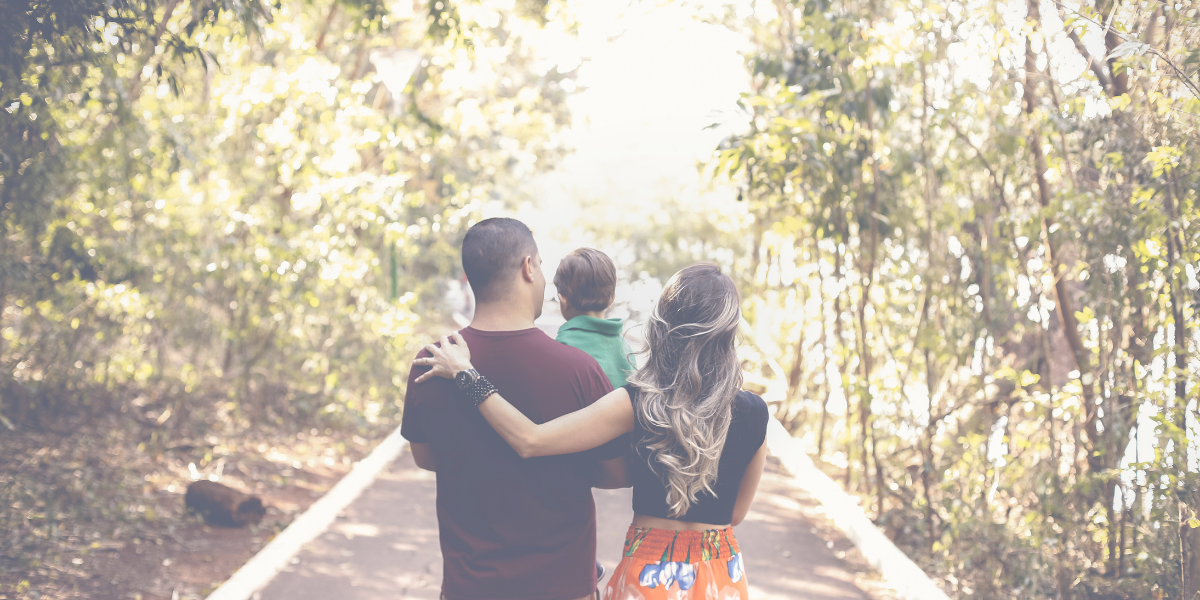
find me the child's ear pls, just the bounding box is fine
[557,293,571,311]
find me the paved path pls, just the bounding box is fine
[260,448,880,600]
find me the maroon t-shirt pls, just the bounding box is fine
[401,326,622,600]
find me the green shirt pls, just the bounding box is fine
[556,316,636,388]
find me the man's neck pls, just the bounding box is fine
[470,302,536,332]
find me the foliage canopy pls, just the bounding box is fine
[700,0,1200,596]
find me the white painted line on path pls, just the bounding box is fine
[206,426,410,600]
[765,418,952,600]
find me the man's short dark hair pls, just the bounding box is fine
[553,248,616,312]
[462,218,538,303]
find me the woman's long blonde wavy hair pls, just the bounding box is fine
[627,263,742,517]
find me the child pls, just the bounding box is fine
[554,247,634,591]
[553,248,636,388]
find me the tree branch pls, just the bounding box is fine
[1052,0,1200,99]
[126,0,182,104]
[1056,3,1115,93]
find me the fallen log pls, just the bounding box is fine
[185,480,266,527]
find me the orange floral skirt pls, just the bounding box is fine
[602,526,749,600]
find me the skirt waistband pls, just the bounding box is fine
[621,526,741,564]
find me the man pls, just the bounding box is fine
[402,217,628,600]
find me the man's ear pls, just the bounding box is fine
[520,256,536,282]
[557,293,571,311]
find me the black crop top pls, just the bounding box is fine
[624,385,770,525]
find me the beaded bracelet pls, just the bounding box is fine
[459,375,499,408]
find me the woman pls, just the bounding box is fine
[415,263,769,600]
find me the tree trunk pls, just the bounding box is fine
[1187,488,1200,599]
[857,287,872,501]
[817,236,832,456]
[862,70,885,514]
[1165,180,1188,444]
[1095,0,1131,96]
[923,303,938,544]
[1165,175,1193,598]
[780,311,809,431]
[314,3,341,52]
[1118,496,1127,577]
[786,311,807,399]
[1025,0,1101,475]
[918,51,940,546]
[834,219,853,490]
[349,36,371,80]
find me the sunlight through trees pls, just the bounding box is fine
[1,1,574,593]
[701,0,1200,596]
[2,0,1198,598]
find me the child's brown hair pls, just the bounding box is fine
[553,248,617,312]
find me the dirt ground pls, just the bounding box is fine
[3,424,901,600]
[0,418,384,600]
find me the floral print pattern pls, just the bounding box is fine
[638,561,697,590]
[726,552,744,583]
[604,526,748,600]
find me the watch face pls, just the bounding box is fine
[456,369,477,386]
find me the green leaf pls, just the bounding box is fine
[1143,146,1183,178]
[1020,370,1041,387]
[1106,40,1151,60]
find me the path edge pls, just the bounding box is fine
[205,426,410,600]
[764,418,951,600]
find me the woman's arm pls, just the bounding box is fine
[413,333,635,458]
[730,442,768,526]
[477,385,634,458]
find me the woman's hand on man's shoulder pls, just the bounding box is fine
[413,331,474,383]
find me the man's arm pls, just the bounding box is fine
[410,442,436,472]
[402,348,436,472]
[592,454,630,489]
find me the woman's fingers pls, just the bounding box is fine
[410,332,468,385]
[414,358,434,383]
[447,332,471,363]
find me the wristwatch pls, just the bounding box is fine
[454,368,482,389]
[454,369,498,408]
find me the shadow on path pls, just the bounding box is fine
[261,451,882,599]
[735,461,878,599]
[260,452,442,599]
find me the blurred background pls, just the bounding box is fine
[1,0,1198,598]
